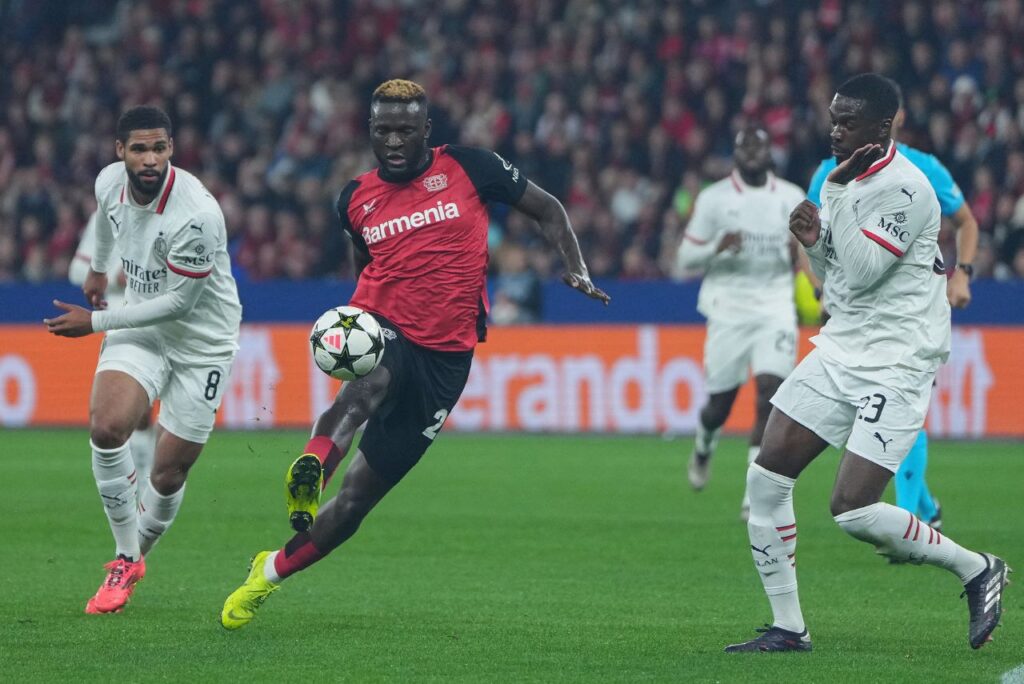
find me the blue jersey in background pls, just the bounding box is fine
[806,143,966,216]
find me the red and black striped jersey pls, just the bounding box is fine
[337,145,528,351]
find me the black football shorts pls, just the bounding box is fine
[358,315,473,483]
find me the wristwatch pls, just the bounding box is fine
[956,263,974,279]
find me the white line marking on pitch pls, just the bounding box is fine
[1002,664,1024,684]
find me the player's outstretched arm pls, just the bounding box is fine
[46,271,207,338]
[515,181,610,305]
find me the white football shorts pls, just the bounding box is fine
[703,315,797,394]
[96,328,234,444]
[770,348,934,472]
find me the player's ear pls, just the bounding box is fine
[115,139,124,161]
[166,137,174,158]
[879,117,893,140]
[424,118,432,142]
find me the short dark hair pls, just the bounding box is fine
[116,105,172,142]
[885,77,904,109]
[836,73,900,122]
[371,79,428,112]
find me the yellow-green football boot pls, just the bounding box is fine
[286,454,324,532]
[221,551,279,630]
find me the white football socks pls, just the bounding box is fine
[834,502,987,583]
[264,551,283,583]
[694,420,721,456]
[138,481,185,556]
[741,445,760,510]
[129,425,156,489]
[746,463,805,634]
[91,440,141,561]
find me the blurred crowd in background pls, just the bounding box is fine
[3,0,1024,319]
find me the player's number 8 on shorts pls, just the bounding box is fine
[204,370,221,400]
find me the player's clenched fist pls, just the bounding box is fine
[789,200,821,248]
[83,268,108,310]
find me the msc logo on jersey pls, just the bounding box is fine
[422,174,448,192]
[878,215,910,243]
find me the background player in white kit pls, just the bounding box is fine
[675,126,806,519]
[44,106,242,614]
[70,213,157,487]
[725,74,1008,653]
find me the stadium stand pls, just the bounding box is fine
[1,0,1023,283]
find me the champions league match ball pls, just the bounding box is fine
[309,306,386,381]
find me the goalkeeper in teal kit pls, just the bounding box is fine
[807,79,979,530]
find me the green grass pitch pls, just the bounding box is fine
[2,430,1021,682]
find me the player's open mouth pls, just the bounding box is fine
[386,155,406,167]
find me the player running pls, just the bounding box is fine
[806,79,980,532]
[69,212,157,487]
[220,79,609,629]
[45,106,241,614]
[725,74,1007,653]
[675,126,806,520]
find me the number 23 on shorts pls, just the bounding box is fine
[857,392,886,423]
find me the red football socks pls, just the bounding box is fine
[303,435,343,489]
[273,532,326,579]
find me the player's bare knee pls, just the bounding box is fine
[334,373,388,424]
[150,462,191,495]
[700,402,729,430]
[829,489,878,517]
[750,441,787,473]
[90,418,133,449]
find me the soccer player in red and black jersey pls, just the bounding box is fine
[221,79,608,628]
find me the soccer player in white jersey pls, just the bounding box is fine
[70,213,157,487]
[725,75,1008,653]
[44,106,242,614]
[675,126,806,519]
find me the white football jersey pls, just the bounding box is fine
[92,163,241,359]
[680,172,805,323]
[811,143,950,371]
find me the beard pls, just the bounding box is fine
[126,164,168,200]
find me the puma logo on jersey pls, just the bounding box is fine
[900,188,916,201]
[751,544,772,557]
[360,201,461,246]
[189,223,203,232]
[873,432,894,452]
[362,199,378,215]
[109,215,121,230]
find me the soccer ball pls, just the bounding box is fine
[309,306,386,381]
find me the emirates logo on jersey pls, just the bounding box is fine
[422,174,448,192]
[361,201,461,245]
